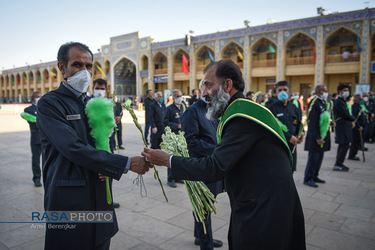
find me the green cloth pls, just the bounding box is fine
[20,112,36,123]
[125,100,132,106]
[346,102,352,116]
[217,98,292,163]
[292,99,299,108]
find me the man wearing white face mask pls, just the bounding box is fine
[333,84,355,172]
[163,89,186,187]
[22,91,43,187]
[36,42,152,250]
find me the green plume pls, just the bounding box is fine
[85,97,116,205]
[85,97,116,152]
[320,111,330,139]
[21,112,36,123]
[346,102,352,116]
[275,118,288,132]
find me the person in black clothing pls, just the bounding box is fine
[150,91,166,149]
[163,89,186,188]
[188,88,199,106]
[348,94,366,161]
[303,84,332,187]
[143,60,306,250]
[144,89,154,145]
[182,80,224,249]
[24,91,42,187]
[265,87,277,108]
[269,81,304,173]
[333,84,355,171]
[362,92,375,143]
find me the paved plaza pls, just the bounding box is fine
[0,104,374,250]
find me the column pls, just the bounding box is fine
[315,25,324,87]
[277,30,285,81]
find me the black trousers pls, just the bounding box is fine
[304,151,324,182]
[348,138,361,159]
[31,143,41,182]
[116,123,122,147]
[335,143,350,166]
[194,209,214,250]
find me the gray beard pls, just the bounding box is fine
[206,86,231,121]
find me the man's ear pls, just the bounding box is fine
[224,78,233,93]
[57,62,65,77]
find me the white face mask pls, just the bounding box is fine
[322,92,328,101]
[67,70,91,93]
[175,97,182,105]
[94,89,106,97]
[342,91,350,99]
[293,95,299,100]
[363,97,369,102]
[34,98,40,105]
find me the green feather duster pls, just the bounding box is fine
[320,111,331,147]
[85,97,117,204]
[21,112,36,123]
[275,118,288,132]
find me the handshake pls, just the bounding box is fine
[129,148,172,174]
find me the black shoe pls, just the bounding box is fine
[119,146,125,150]
[313,177,326,183]
[348,156,360,161]
[113,202,120,209]
[167,180,177,188]
[175,180,184,184]
[361,147,368,151]
[303,179,318,188]
[194,238,223,248]
[34,180,42,187]
[333,165,349,172]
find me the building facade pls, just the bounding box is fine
[1,8,375,103]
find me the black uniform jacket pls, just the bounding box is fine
[144,97,154,124]
[163,102,185,133]
[181,99,225,196]
[268,100,301,144]
[304,97,331,152]
[352,102,366,142]
[171,92,306,250]
[24,104,41,145]
[334,96,355,144]
[37,83,127,250]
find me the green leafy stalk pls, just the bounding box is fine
[160,127,217,234]
[122,103,168,202]
[252,91,262,101]
[20,112,36,123]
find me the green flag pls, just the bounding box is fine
[269,43,276,53]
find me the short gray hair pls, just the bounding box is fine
[353,94,361,102]
[172,89,181,98]
[315,84,326,94]
[30,91,41,101]
[154,91,162,98]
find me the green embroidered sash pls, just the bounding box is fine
[217,98,292,163]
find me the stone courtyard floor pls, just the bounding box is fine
[0,104,374,250]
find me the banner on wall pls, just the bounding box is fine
[355,84,370,95]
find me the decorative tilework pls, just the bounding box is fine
[194,42,215,55]
[362,19,369,83]
[219,37,245,50]
[151,48,168,58]
[244,36,249,86]
[316,26,323,84]
[215,40,219,60]
[323,21,363,39]
[277,30,283,80]
[171,46,190,56]
[370,19,375,34]
[250,32,278,47]
[283,27,317,43]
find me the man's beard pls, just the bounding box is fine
[206,85,231,121]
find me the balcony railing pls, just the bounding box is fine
[154,68,168,75]
[174,67,190,73]
[325,54,360,64]
[286,56,314,65]
[252,59,276,68]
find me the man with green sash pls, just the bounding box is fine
[143,60,306,250]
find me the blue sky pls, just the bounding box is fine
[0,0,370,70]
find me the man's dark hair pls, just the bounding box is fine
[93,78,107,88]
[146,89,152,95]
[204,59,245,92]
[30,91,41,101]
[57,42,93,67]
[332,93,337,98]
[191,89,196,94]
[275,80,290,90]
[337,84,349,93]
[246,91,254,98]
